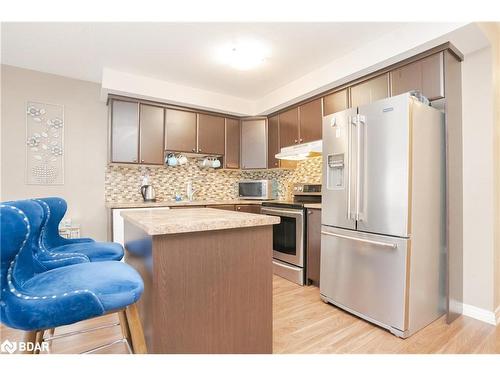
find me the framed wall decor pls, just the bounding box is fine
[25,101,65,185]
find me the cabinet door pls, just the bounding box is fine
[391,52,444,101]
[111,100,139,163]
[323,89,349,115]
[306,208,321,286]
[235,204,261,214]
[198,114,225,155]
[267,115,280,168]
[421,52,444,100]
[279,107,299,148]
[225,118,240,169]
[299,98,322,143]
[165,109,197,153]
[350,73,389,108]
[391,60,422,98]
[241,119,267,169]
[139,104,164,164]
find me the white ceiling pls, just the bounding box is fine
[1,22,406,100]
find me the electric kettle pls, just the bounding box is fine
[140,184,156,202]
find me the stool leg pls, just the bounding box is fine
[21,331,38,354]
[124,303,147,354]
[118,310,133,352]
[33,330,45,354]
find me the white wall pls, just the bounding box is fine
[1,65,108,240]
[462,46,496,313]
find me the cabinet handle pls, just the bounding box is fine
[237,207,241,210]
[141,159,144,163]
[198,148,202,152]
[192,148,196,152]
[299,138,303,142]
[294,139,298,143]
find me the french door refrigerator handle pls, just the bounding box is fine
[356,114,366,221]
[321,231,397,249]
[347,115,352,220]
[355,114,361,221]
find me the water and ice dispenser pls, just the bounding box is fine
[327,154,345,190]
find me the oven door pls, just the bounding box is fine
[261,206,304,267]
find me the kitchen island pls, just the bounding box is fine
[121,208,279,354]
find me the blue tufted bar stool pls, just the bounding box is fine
[0,200,147,354]
[33,197,124,262]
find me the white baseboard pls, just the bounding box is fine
[462,303,497,325]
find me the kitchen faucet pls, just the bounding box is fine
[186,180,197,201]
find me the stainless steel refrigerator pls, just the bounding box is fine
[320,92,446,338]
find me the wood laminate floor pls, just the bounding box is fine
[1,275,499,354]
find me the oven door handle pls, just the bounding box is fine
[261,207,304,218]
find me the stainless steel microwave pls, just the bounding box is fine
[238,180,276,200]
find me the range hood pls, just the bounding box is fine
[275,140,322,161]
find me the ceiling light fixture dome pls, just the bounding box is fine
[214,39,270,70]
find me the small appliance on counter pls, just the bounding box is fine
[261,183,321,285]
[238,179,276,200]
[140,176,156,202]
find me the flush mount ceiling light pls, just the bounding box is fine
[214,39,270,70]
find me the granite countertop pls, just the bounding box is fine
[106,199,264,209]
[121,208,280,235]
[304,203,322,209]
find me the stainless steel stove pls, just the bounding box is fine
[261,183,321,285]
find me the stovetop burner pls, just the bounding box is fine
[261,183,322,209]
[261,200,305,209]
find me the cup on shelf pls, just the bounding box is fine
[212,158,221,168]
[166,153,178,167]
[177,154,188,165]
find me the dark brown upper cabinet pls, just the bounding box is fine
[165,109,197,153]
[198,114,225,155]
[350,73,390,108]
[267,114,280,168]
[323,88,349,115]
[391,52,444,101]
[241,119,267,169]
[111,100,139,163]
[279,107,299,148]
[299,98,322,143]
[224,118,240,169]
[139,104,164,164]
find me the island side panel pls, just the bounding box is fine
[123,221,154,351]
[152,225,273,354]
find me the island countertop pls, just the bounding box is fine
[121,207,280,235]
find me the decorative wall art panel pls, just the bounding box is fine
[25,101,64,185]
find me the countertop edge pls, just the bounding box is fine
[121,208,280,236]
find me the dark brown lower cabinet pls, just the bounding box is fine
[206,204,235,211]
[235,204,261,214]
[307,208,321,286]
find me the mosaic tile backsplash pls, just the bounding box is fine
[105,156,322,203]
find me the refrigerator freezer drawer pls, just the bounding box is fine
[320,226,409,331]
